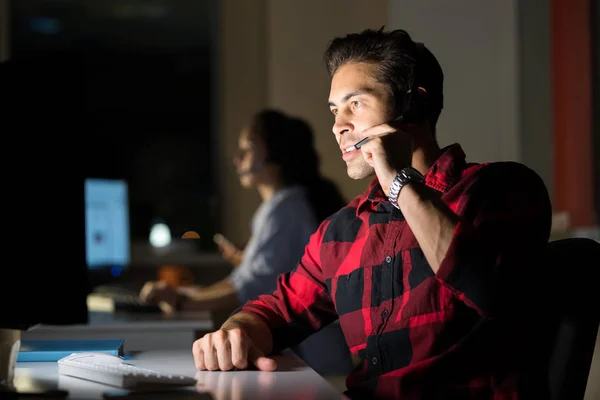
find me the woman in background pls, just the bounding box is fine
[140,109,346,312]
[140,110,354,375]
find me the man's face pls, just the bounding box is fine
[328,62,393,180]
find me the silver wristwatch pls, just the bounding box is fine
[388,167,425,209]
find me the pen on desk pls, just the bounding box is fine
[344,115,405,153]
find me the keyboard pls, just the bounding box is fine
[111,293,164,314]
[88,289,163,314]
[58,352,197,390]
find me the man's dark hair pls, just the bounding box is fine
[324,27,444,132]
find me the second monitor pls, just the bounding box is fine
[84,178,131,272]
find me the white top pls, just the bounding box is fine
[229,185,318,302]
[15,349,348,399]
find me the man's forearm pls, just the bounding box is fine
[397,183,459,273]
[221,312,274,356]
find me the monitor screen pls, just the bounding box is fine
[84,178,131,269]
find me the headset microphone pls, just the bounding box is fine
[237,159,266,176]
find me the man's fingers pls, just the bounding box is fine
[214,333,233,371]
[360,122,397,138]
[228,329,249,370]
[192,340,205,370]
[202,338,219,371]
[359,137,383,164]
[254,356,278,372]
[195,350,205,370]
[194,329,264,372]
[200,331,236,371]
[217,343,234,371]
[248,346,277,372]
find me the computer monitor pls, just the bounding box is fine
[84,178,131,273]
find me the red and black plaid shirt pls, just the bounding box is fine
[240,144,552,399]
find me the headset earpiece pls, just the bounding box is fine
[397,42,428,124]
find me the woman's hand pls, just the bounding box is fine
[214,234,244,267]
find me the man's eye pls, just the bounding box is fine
[351,100,362,109]
[330,109,338,116]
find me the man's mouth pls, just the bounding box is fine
[342,148,360,161]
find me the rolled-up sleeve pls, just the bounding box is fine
[435,162,552,318]
[239,221,339,353]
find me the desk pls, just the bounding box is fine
[21,312,214,352]
[14,349,349,399]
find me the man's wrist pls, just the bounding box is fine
[396,182,419,210]
[388,167,425,208]
[222,312,274,355]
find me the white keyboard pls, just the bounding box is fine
[57,352,197,390]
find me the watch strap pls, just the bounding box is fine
[388,167,425,208]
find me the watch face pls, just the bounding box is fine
[402,167,424,182]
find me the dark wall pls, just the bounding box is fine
[8,0,220,248]
[593,0,600,223]
[2,53,89,328]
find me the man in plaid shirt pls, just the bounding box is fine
[192,28,552,399]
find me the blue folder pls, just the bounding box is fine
[17,339,125,362]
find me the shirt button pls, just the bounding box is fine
[372,357,378,365]
[381,310,389,318]
[385,256,392,263]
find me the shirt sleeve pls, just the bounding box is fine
[239,220,339,353]
[435,161,552,318]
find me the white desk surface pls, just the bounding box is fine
[14,349,349,399]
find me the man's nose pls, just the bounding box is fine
[333,116,353,137]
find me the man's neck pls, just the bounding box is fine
[411,139,442,176]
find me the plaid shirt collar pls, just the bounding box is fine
[356,143,467,215]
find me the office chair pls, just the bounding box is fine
[540,238,600,400]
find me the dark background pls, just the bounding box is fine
[593,0,599,223]
[9,0,220,248]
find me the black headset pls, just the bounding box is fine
[395,42,429,125]
[237,159,266,176]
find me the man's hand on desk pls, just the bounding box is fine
[192,328,277,372]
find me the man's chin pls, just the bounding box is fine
[346,166,375,180]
